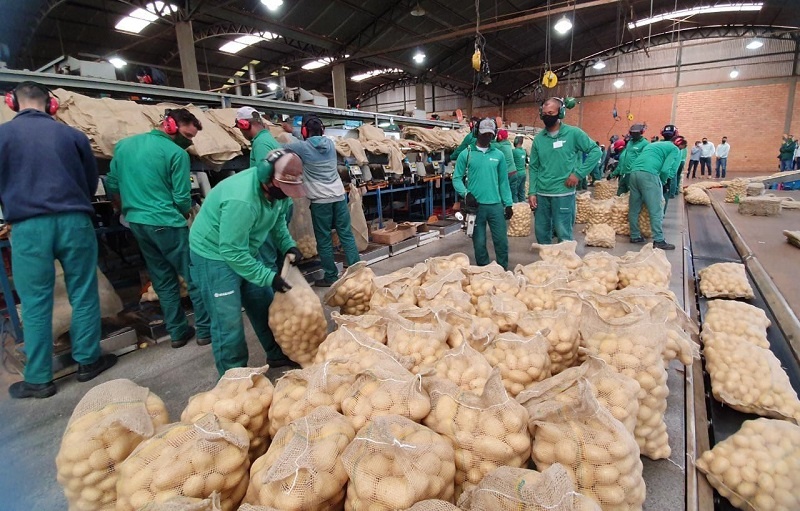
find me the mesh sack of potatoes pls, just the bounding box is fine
[324,262,376,315]
[116,413,250,511]
[584,223,616,249]
[438,289,476,315]
[516,273,570,311]
[434,306,499,352]
[329,312,387,343]
[636,206,653,238]
[585,199,614,226]
[56,379,170,511]
[746,182,765,196]
[375,262,427,289]
[136,492,221,511]
[313,326,415,372]
[242,406,355,510]
[696,418,800,511]
[476,291,528,333]
[341,362,432,430]
[521,379,646,511]
[384,306,452,374]
[566,267,610,295]
[370,284,417,309]
[702,333,800,422]
[576,192,592,224]
[464,264,522,304]
[267,360,358,437]
[288,197,317,259]
[482,331,552,397]
[725,178,749,203]
[703,300,770,348]
[531,240,583,271]
[415,269,468,308]
[404,500,463,511]
[786,230,800,248]
[684,186,711,206]
[593,179,618,200]
[552,289,584,316]
[268,263,328,367]
[507,202,533,237]
[579,302,672,459]
[342,414,457,510]
[581,252,620,293]
[423,370,531,499]
[515,261,569,286]
[617,244,671,289]
[518,355,640,437]
[517,306,581,375]
[738,196,784,217]
[698,262,754,299]
[610,195,630,235]
[181,366,273,463]
[424,253,471,282]
[432,341,494,394]
[457,464,602,511]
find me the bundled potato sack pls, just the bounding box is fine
[424,370,531,498]
[242,406,355,510]
[482,332,551,397]
[585,199,614,226]
[268,262,328,367]
[725,177,749,203]
[288,197,317,259]
[522,380,646,511]
[702,300,769,348]
[515,261,569,286]
[567,267,610,295]
[576,192,592,224]
[464,263,522,305]
[582,252,620,293]
[584,223,616,249]
[517,306,581,375]
[617,244,671,289]
[415,269,468,308]
[375,262,427,288]
[593,179,618,200]
[324,262,376,315]
[384,306,451,374]
[342,415,456,510]
[424,253,471,282]
[136,492,220,511]
[507,202,533,237]
[516,268,569,311]
[684,185,711,205]
[434,306,499,352]
[698,262,754,299]
[314,326,414,373]
[696,418,800,511]
[433,341,494,393]
[610,195,631,236]
[181,366,273,462]
[369,284,416,309]
[404,500,462,511]
[476,291,527,332]
[531,240,583,271]
[439,289,477,315]
[116,414,250,511]
[457,464,602,511]
[56,379,169,511]
[329,312,387,343]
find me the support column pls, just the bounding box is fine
[332,64,346,109]
[175,21,200,90]
[234,77,242,96]
[278,68,287,89]
[415,83,426,112]
[248,64,257,96]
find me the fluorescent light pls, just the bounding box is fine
[219,32,277,54]
[108,57,127,68]
[746,39,763,50]
[261,0,283,11]
[592,60,606,70]
[267,82,278,90]
[302,55,349,70]
[413,52,426,63]
[729,68,740,78]
[628,2,763,29]
[613,79,625,89]
[351,68,402,82]
[554,16,572,34]
[115,2,178,34]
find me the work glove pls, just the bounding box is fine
[285,247,303,265]
[464,192,479,209]
[271,274,292,293]
[505,206,513,220]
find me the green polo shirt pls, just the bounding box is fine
[528,123,602,196]
[512,147,527,173]
[492,139,516,174]
[249,129,281,167]
[452,145,513,207]
[632,141,682,183]
[616,137,649,177]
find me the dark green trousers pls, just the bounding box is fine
[516,173,528,203]
[628,171,665,242]
[534,194,576,244]
[12,213,101,383]
[310,200,361,283]
[473,203,509,270]
[617,174,631,196]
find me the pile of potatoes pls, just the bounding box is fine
[698,262,754,299]
[531,241,583,271]
[243,406,355,510]
[696,418,800,511]
[703,300,770,348]
[517,307,581,375]
[576,192,592,224]
[506,202,532,237]
[582,253,620,293]
[116,414,250,511]
[610,196,631,236]
[585,199,614,226]
[584,223,616,249]
[616,245,671,290]
[435,307,499,353]
[725,178,749,203]
[329,312,388,344]
[181,366,274,462]
[433,342,494,394]
[56,379,170,511]
[384,307,451,374]
[295,236,318,259]
[374,263,426,289]
[684,186,711,205]
[593,179,618,200]
[438,289,477,315]
[324,262,376,315]
[482,332,552,397]
[424,253,471,282]
[424,371,531,498]
[516,277,566,311]
[476,292,527,333]
[342,415,456,509]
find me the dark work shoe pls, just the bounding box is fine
[9,381,57,399]
[267,358,301,369]
[172,326,196,349]
[196,336,212,346]
[630,237,646,244]
[77,354,118,382]
[314,279,334,288]
[653,240,676,250]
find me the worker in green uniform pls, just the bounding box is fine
[512,137,528,203]
[528,98,602,244]
[493,129,518,202]
[189,150,305,375]
[656,125,684,212]
[612,124,649,195]
[628,135,687,250]
[107,108,210,348]
[453,118,514,269]
[450,117,479,161]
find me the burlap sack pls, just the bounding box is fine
[702,300,769,348]
[136,492,221,511]
[476,291,528,333]
[433,306,499,352]
[576,192,592,224]
[423,253,471,282]
[582,253,620,293]
[593,180,618,200]
[507,203,533,237]
[584,223,616,249]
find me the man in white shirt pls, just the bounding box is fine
[715,136,730,178]
[699,137,715,178]
[794,139,800,170]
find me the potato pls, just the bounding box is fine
[617,244,671,289]
[475,292,527,333]
[593,180,618,200]
[384,306,451,374]
[324,262,376,315]
[517,306,581,375]
[432,342,493,394]
[698,262,754,299]
[482,332,551,397]
[581,252,620,293]
[434,307,499,352]
[424,253,471,283]
[342,415,456,510]
[576,191,592,224]
[697,418,800,511]
[464,264,522,305]
[56,379,169,511]
[530,240,583,271]
[506,203,532,237]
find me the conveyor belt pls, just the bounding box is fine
[685,202,800,511]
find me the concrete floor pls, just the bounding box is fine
[0,198,689,511]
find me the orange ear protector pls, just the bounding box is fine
[162,110,178,135]
[234,118,251,131]
[5,82,59,115]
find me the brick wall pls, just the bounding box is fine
[790,81,800,141]
[577,94,674,147]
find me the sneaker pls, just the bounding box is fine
[267,358,302,369]
[314,279,334,288]
[172,326,196,349]
[77,354,118,382]
[196,336,212,346]
[9,381,57,399]
[653,240,676,250]
[630,237,646,244]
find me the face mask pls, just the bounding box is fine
[631,134,642,141]
[266,184,287,200]
[541,114,560,128]
[174,133,193,150]
[477,133,494,146]
[702,141,707,144]
[722,140,727,144]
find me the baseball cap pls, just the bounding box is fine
[235,106,262,122]
[478,118,496,134]
[629,123,645,133]
[269,149,306,198]
[661,124,678,137]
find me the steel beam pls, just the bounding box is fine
[175,20,201,90]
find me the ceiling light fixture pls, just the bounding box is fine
[267,82,278,90]
[413,52,426,63]
[554,16,572,34]
[729,68,740,78]
[746,39,763,49]
[260,0,283,11]
[628,2,762,29]
[219,32,278,54]
[108,57,127,68]
[351,68,402,82]
[613,79,625,89]
[301,55,349,70]
[411,2,426,16]
[115,1,178,34]
[592,60,606,70]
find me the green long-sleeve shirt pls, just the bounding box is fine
[249,129,281,167]
[452,146,513,207]
[106,130,191,228]
[631,141,681,183]
[512,147,527,173]
[451,132,476,161]
[528,123,602,196]
[779,140,796,160]
[492,139,516,174]
[615,137,649,177]
[189,167,296,288]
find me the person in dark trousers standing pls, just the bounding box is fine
[687,141,701,178]
[715,137,730,178]
[779,135,796,172]
[512,136,528,202]
[107,108,211,349]
[699,137,714,178]
[0,81,117,398]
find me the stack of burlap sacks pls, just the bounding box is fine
[575,180,653,247]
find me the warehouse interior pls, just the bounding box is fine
[1,1,799,511]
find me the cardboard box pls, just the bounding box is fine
[371,222,418,245]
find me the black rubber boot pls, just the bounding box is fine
[9,381,57,399]
[77,354,118,382]
[172,326,196,349]
[653,240,676,250]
